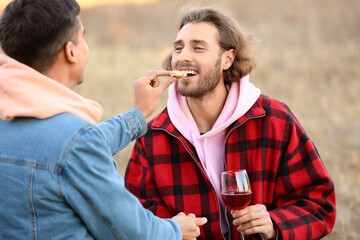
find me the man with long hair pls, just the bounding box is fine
[125,7,336,239]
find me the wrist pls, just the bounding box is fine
[136,105,150,119]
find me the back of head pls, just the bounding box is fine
[163,6,258,83]
[0,0,80,73]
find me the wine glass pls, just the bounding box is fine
[221,170,252,239]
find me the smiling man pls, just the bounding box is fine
[125,6,336,240]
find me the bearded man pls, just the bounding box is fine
[124,7,336,240]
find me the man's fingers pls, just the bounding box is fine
[232,204,265,218]
[150,79,159,88]
[158,76,177,91]
[142,70,171,81]
[176,212,186,217]
[140,70,176,90]
[194,217,208,226]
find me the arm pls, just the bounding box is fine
[125,137,174,218]
[61,126,181,240]
[97,108,147,155]
[269,117,336,239]
[233,111,336,239]
[270,112,335,239]
[98,70,177,155]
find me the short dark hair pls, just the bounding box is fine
[163,7,258,83]
[0,0,80,73]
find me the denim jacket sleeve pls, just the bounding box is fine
[60,120,181,239]
[97,108,147,155]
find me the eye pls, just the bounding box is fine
[174,46,183,53]
[194,46,204,51]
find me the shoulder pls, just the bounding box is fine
[256,94,296,121]
[133,108,176,144]
[0,113,103,168]
[41,113,105,158]
[258,94,292,113]
[149,108,169,127]
[45,113,99,140]
[56,114,112,170]
[144,108,172,132]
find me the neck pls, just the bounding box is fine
[43,52,77,90]
[187,80,228,133]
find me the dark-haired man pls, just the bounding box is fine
[0,0,206,239]
[125,7,336,240]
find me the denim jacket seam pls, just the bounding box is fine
[28,167,37,240]
[58,124,94,168]
[0,157,61,173]
[59,126,126,239]
[57,124,95,199]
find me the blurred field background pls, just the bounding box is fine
[1,0,359,238]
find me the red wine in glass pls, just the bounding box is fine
[221,170,251,239]
[221,191,252,210]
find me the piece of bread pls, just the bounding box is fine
[169,70,187,78]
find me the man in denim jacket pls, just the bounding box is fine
[0,0,207,239]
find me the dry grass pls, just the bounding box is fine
[1,0,358,238]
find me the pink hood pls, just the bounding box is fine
[167,74,260,232]
[0,54,102,123]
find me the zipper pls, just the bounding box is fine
[153,127,227,240]
[222,114,266,240]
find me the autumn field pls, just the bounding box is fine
[1,0,359,238]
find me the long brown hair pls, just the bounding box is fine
[163,6,258,83]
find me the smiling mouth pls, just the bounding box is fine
[181,70,198,77]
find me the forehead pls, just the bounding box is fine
[175,22,220,45]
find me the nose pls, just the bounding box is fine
[177,47,193,63]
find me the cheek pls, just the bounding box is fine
[171,57,177,70]
[170,54,178,69]
[84,42,89,56]
[83,43,89,64]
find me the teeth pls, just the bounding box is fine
[183,70,197,75]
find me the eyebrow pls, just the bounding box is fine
[173,39,209,46]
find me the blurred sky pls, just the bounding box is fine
[0,0,158,9]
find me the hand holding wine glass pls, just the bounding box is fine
[223,170,276,239]
[221,170,252,239]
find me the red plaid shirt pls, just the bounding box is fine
[125,95,336,240]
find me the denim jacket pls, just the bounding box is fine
[0,108,181,239]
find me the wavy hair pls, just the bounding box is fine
[163,6,258,83]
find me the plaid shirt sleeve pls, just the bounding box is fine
[124,137,174,219]
[267,107,336,239]
[227,96,335,239]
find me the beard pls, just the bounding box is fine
[177,57,222,98]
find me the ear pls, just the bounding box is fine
[222,49,235,71]
[64,41,78,64]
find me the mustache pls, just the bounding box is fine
[176,63,200,72]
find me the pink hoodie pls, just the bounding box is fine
[167,74,260,232]
[0,54,102,123]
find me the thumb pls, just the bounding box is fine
[158,77,177,91]
[176,212,186,217]
[194,217,208,226]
